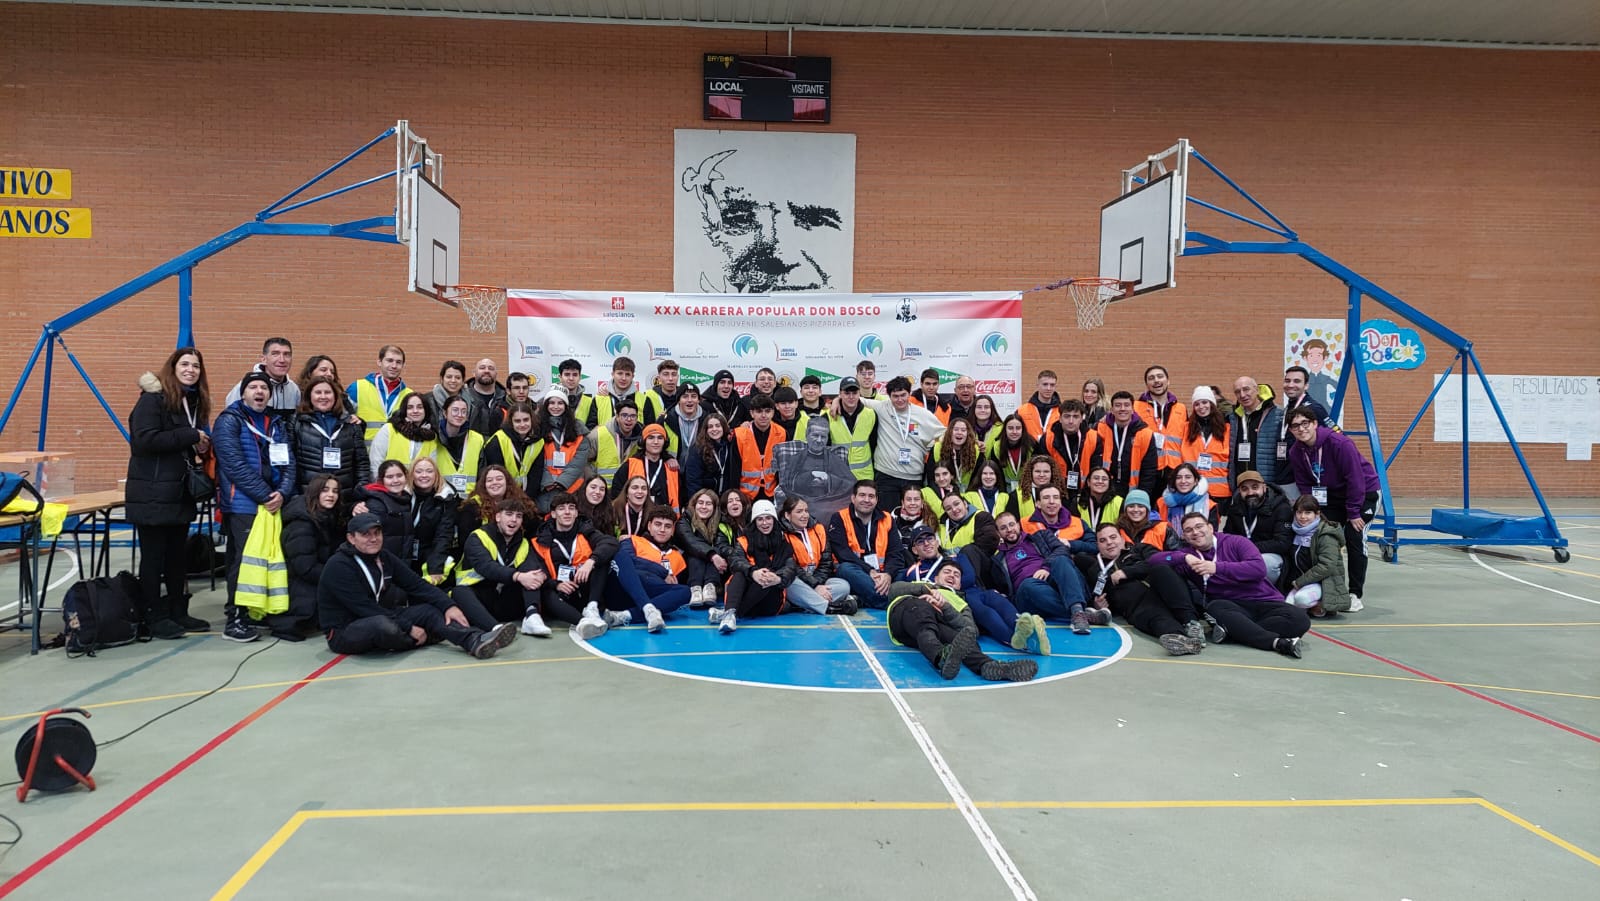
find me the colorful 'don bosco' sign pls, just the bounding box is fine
[1359,318,1426,370]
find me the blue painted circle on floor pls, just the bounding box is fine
[572,608,1129,692]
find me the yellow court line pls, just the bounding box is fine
[1119,655,1600,702]
[212,796,1599,899]
[1315,622,1600,629]
[1511,559,1600,582]
[0,654,604,724]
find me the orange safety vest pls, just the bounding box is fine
[785,523,830,568]
[534,531,593,575]
[1120,520,1171,551]
[1022,512,1084,543]
[1094,421,1156,490]
[623,456,681,510]
[910,394,953,426]
[1046,427,1100,487]
[542,433,584,493]
[1180,425,1233,500]
[1016,400,1060,445]
[734,422,787,501]
[1134,398,1188,471]
[835,509,891,568]
[627,534,686,577]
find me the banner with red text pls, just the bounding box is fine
[507,291,1023,409]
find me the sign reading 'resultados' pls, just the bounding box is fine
[1,167,91,238]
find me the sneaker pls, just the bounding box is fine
[603,609,632,628]
[149,618,186,640]
[718,610,738,634]
[520,611,553,637]
[825,594,859,616]
[1029,615,1051,656]
[708,606,725,624]
[1009,612,1036,651]
[1070,608,1091,635]
[643,603,665,633]
[1275,636,1304,659]
[573,616,608,640]
[979,659,1039,682]
[1205,613,1228,645]
[1086,607,1113,626]
[582,601,601,621]
[472,622,518,659]
[937,625,980,680]
[222,614,260,643]
[688,585,711,609]
[177,614,211,632]
[1159,633,1197,656]
[1348,595,1365,613]
[1183,619,1207,645]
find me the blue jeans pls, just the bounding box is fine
[837,562,889,609]
[965,588,1019,643]
[786,575,852,614]
[1011,556,1087,622]
[604,554,691,620]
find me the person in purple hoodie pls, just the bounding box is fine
[1284,407,1381,605]
[1151,512,1310,659]
[994,510,1107,635]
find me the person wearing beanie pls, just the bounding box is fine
[1181,385,1233,505]
[712,498,797,633]
[317,512,519,658]
[885,560,1038,682]
[705,369,749,428]
[532,383,591,512]
[614,422,683,511]
[213,366,297,642]
[660,381,704,455]
[1114,488,1178,552]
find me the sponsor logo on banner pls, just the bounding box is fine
[929,366,962,385]
[680,366,716,386]
[1359,319,1426,370]
[973,379,1017,395]
[648,342,674,359]
[611,297,626,310]
[524,372,542,389]
[777,370,799,388]
[982,333,1009,356]
[776,346,800,360]
[858,334,884,357]
[899,343,922,360]
[605,333,632,356]
[731,334,760,357]
[894,298,919,323]
[806,366,846,384]
[518,341,545,360]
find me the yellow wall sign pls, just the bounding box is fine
[1,167,73,200]
[0,207,92,238]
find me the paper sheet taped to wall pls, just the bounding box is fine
[1432,374,1599,447]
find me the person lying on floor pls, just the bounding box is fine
[1075,522,1207,656]
[886,560,1038,683]
[317,512,517,658]
[903,524,1048,655]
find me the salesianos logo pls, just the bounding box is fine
[732,334,760,357]
[604,333,631,356]
[982,333,1009,356]
[858,334,884,357]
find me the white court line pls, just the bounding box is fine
[0,548,79,615]
[1467,549,1600,607]
[841,616,1037,901]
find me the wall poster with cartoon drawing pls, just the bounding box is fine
[1284,319,1346,416]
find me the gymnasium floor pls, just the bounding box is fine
[0,500,1596,900]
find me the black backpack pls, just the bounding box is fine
[60,571,148,656]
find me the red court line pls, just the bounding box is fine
[1312,630,1600,744]
[0,655,346,897]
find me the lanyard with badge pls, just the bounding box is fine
[244,416,290,468]
[1236,410,1253,463]
[549,426,567,467]
[1278,398,1303,460]
[309,418,343,469]
[860,516,880,569]
[1196,428,1215,472]
[1309,447,1329,505]
[1061,432,1081,490]
[360,557,389,604]
[1093,554,1114,598]
[552,535,578,582]
[1111,423,1131,481]
[1150,401,1167,450]
[1084,499,1102,529]
[893,409,915,468]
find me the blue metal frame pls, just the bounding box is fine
[1172,148,1566,561]
[0,127,407,448]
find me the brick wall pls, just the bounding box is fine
[4,4,1597,496]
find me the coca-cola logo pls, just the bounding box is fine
[972,379,1017,394]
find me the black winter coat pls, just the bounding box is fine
[281,496,345,615]
[125,372,205,526]
[1221,484,1295,558]
[317,544,453,634]
[292,410,369,496]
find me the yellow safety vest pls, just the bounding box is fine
[491,431,544,491]
[353,377,412,442]
[455,527,531,587]
[828,406,877,480]
[433,430,485,494]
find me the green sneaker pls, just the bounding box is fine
[1009,612,1035,651]
[1028,614,1051,656]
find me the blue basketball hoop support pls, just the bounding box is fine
[1167,147,1567,562]
[0,124,425,451]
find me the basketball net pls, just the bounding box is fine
[442,285,506,333]
[1067,278,1128,331]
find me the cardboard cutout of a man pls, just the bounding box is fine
[773,417,857,524]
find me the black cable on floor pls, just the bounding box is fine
[96,638,281,749]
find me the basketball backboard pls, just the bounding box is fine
[1100,139,1188,299]
[393,120,459,302]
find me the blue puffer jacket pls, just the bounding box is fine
[1229,399,1284,486]
[213,400,296,514]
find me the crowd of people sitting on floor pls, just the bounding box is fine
[123,336,1381,678]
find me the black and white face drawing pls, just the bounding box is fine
[681,149,844,294]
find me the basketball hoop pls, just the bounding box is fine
[442,285,505,333]
[1067,278,1130,331]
